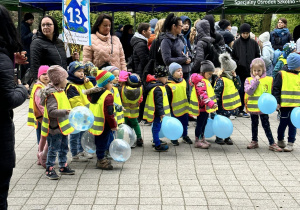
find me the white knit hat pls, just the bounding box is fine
[259,32,270,43]
[219,53,237,73]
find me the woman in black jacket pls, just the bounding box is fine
[0,5,28,209]
[28,15,78,83]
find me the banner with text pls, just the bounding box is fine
[227,0,300,7]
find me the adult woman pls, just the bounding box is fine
[83,14,127,70]
[149,19,165,68]
[120,24,134,62]
[270,18,292,51]
[0,5,28,209]
[29,15,78,81]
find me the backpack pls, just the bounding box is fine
[273,49,283,65]
[201,39,221,67]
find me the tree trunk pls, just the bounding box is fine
[261,14,272,33]
[240,15,245,24]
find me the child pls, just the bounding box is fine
[84,61,97,86]
[214,53,241,145]
[27,65,49,166]
[189,60,218,149]
[166,62,192,146]
[273,42,296,78]
[66,61,94,162]
[258,32,274,76]
[40,65,75,180]
[273,53,300,152]
[245,58,282,152]
[121,73,143,146]
[85,70,117,169]
[143,65,171,151]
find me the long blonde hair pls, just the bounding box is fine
[154,19,165,38]
[189,19,200,45]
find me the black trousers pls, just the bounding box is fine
[0,168,13,210]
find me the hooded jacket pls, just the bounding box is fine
[191,20,215,73]
[180,16,192,52]
[130,32,150,77]
[261,41,274,67]
[270,28,292,51]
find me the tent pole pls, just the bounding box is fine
[221,5,225,19]
[18,3,22,40]
[133,12,136,32]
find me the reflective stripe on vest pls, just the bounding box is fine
[89,90,112,135]
[281,71,300,107]
[121,86,142,119]
[189,86,200,116]
[167,79,189,117]
[27,83,44,128]
[202,79,218,113]
[222,77,241,110]
[112,87,124,124]
[245,76,273,112]
[143,86,171,123]
[66,83,91,107]
[41,91,74,137]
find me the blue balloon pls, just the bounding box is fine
[81,131,96,154]
[212,115,233,139]
[109,139,131,162]
[258,93,277,114]
[69,106,94,131]
[161,116,183,140]
[151,123,165,138]
[291,107,300,128]
[204,118,214,138]
[71,129,81,134]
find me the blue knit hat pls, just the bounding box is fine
[168,62,182,76]
[283,42,297,58]
[287,53,300,70]
[149,18,158,33]
[69,61,84,74]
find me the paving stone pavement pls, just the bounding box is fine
[8,100,300,210]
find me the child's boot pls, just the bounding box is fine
[269,143,282,152]
[201,135,211,147]
[59,163,75,175]
[182,136,193,144]
[194,137,209,149]
[45,167,59,180]
[171,140,179,146]
[96,158,113,170]
[136,138,143,147]
[215,137,225,145]
[277,140,286,148]
[284,143,294,152]
[247,141,259,149]
[224,137,233,145]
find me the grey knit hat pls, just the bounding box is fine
[200,60,215,73]
[219,53,237,73]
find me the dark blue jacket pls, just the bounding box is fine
[180,16,192,52]
[21,21,33,57]
[270,28,292,51]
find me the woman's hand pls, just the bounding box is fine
[14,51,29,65]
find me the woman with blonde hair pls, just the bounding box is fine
[149,18,166,66]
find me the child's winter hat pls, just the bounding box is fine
[84,61,95,75]
[200,60,215,73]
[258,32,270,43]
[218,19,230,30]
[69,61,84,74]
[287,53,300,70]
[149,18,158,33]
[283,42,297,58]
[155,65,168,78]
[127,73,141,88]
[102,66,120,74]
[96,70,115,88]
[47,65,68,86]
[239,23,251,33]
[219,53,237,73]
[119,70,130,82]
[168,62,182,76]
[38,65,49,79]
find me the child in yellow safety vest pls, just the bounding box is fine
[273,53,300,152]
[166,62,192,146]
[85,70,117,170]
[189,60,218,149]
[214,53,241,145]
[40,65,76,180]
[143,66,171,151]
[27,65,49,167]
[245,58,282,152]
[66,61,94,162]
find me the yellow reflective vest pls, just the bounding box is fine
[65,82,93,108]
[189,86,200,116]
[281,71,300,107]
[167,79,189,117]
[203,79,218,113]
[121,86,142,119]
[112,86,124,124]
[41,91,74,137]
[221,77,241,110]
[143,86,171,123]
[27,83,44,129]
[245,76,273,113]
[89,90,112,136]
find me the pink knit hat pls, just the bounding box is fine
[119,70,131,82]
[38,65,49,79]
[47,65,68,86]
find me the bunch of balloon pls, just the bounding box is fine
[258,93,277,114]
[69,106,94,133]
[204,118,214,138]
[212,115,233,139]
[161,116,183,140]
[109,139,131,162]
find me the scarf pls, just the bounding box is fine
[67,72,84,84]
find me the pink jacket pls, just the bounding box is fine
[34,81,45,117]
[190,73,215,112]
[83,32,127,70]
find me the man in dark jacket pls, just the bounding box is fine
[232,23,260,117]
[130,23,151,78]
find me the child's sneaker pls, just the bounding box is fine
[152,140,167,147]
[171,140,179,146]
[224,137,233,145]
[154,144,169,152]
[136,138,143,147]
[182,136,193,144]
[277,140,286,148]
[194,140,209,149]
[229,115,236,120]
[269,143,283,152]
[45,167,59,180]
[215,137,225,145]
[284,143,294,152]
[96,158,113,170]
[59,164,75,175]
[201,135,211,147]
[72,154,88,162]
[79,151,93,159]
[247,141,259,149]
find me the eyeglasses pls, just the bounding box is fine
[41,23,53,28]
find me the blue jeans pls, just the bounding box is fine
[36,121,41,145]
[105,131,114,151]
[251,114,274,145]
[152,116,162,147]
[171,112,188,139]
[69,131,84,156]
[195,112,209,138]
[46,134,69,168]
[238,78,245,113]
[95,125,112,160]
[278,109,296,143]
